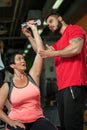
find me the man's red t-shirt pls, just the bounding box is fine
[52,24,87,90]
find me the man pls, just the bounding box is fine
[38,13,87,130]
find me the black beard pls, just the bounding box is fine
[54,21,62,34]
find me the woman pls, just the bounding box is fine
[0,40,6,130]
[0,40,5,87]
[0,23,57,130]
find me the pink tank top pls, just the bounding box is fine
[8,80,44,123]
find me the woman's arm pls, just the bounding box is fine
[21,24,37,53]
[28,24,44,85]
[5,99,11,112]
[0,83,25,129]
[0,83,12,124]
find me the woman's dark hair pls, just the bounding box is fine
[5,51,22,74]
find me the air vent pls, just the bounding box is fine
[0,25,8,35]
[0,0,12,7]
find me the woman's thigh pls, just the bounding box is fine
[6,118,57,130]
[7,125,24,130]
[30,118,57,130]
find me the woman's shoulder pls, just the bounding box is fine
[0,82,9,97]
[1,82,10,89]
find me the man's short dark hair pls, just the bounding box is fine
[45,12,61,21]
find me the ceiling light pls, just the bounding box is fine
[23,53,26,57]
[24,50,28,54]
[27,44,31,49]
[52,0,64,9]
[38,29,43,34]
[43,21,47,26]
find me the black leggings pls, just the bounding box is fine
[7,118,57,130]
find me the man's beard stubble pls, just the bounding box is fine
[54,21,62,34]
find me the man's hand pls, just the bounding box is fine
[38,44,55,58]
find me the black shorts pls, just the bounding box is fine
[7,118,57,130]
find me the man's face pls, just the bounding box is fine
[46,16,62,33]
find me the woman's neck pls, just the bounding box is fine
[14,71,26,80]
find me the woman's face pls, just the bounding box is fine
[14,54,26,71]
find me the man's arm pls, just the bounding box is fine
[39,37,84,58]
